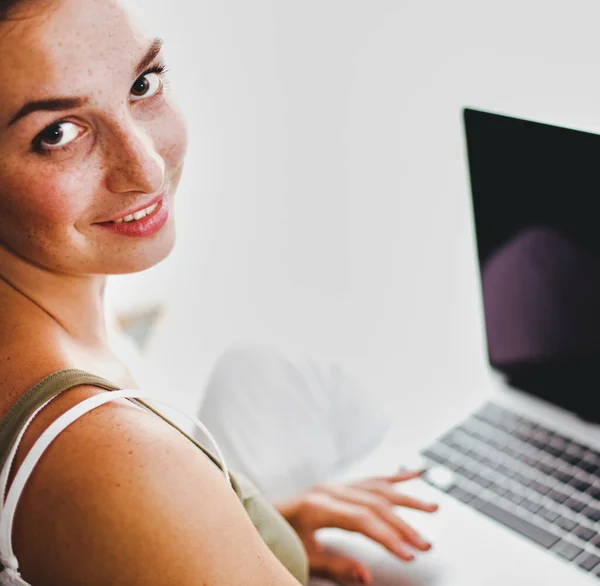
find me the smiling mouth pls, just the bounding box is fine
[94,196,169,237]
[96,191,167,225]
[108,201,159,224]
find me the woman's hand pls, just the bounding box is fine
[275,470,438,585]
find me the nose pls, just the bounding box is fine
[103,116,165,196]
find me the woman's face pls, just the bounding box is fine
[0,0,188,275]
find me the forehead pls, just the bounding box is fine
[0,0,155,119]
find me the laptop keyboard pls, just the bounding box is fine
[420,402,600,577]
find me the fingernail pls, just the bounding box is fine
[399,549,415,561]
[416,536,431,548]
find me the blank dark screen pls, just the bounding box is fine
[464,108,600,421]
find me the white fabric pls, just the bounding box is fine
[197,344,391,503]
[0,390,231,585]
[0,397,57,524]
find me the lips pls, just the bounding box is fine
[95,190,167,224]
[94,195,169,237]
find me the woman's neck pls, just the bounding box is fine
[0,243,109,349]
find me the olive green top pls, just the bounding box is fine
[0,369,309,585]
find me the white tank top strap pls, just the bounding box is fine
[0,389,231,585]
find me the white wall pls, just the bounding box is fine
[108,0,600,414]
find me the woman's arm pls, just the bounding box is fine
[10,385,303,586]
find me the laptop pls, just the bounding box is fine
[313,108,600,586]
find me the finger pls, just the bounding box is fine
[384,470,426,483]
[322,498,418,561]
[371,486,438,513]
[323,485,433,552]
[385,511,433,552]
[352,470,424,490]
[310,549,372,585]
[314,487,429,556]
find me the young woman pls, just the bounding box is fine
[0,0,438,584]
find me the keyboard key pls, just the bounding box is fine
[569,441,588,454]
[515,430,531,443]
[495,420,515,433]
[456,466,476,480]
[472,498,560,549]
[472,474,492,489]
[536,461,556,475]
[469,451,486,464]
[578,553,600,571]
[553,540,584,561]
[480,456,498,470]
[506,447,525,460]
[485,458,503,472]
[583,506,600,522]
[548,489,569,504]
[439,433,459,448]
[456,424,476,436]
[565,498,587,513]
[478,402,506,418]
[578,460,600,474]
[552,470,573,484]
[523,499,542,514]
[519,453,540,467]
[422,449,447,465]
[574,525,597,542]
[544,445,565,458]
[453,443,470,456]
[591,534,600,550]
[448,485,475,504]
[505,490,524,505]
[562,453,583,466]
[529,436,549,451]
[569,478,592,492]
[555,431,571,442]
[489,483,507,497]
[556,517,577,532]
[530,480,551,495]
[540,507,560,523]
[536,424,554,436]
[587,487,600,501]
[487,438,505,452]
[497,464,517,478]
[514,473,532,487]
[445,461,461,472]
[549,436,569,450]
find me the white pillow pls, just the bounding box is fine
[196,344,391,502]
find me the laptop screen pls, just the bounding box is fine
[464,108,600,422]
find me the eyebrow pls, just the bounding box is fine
[6,37,165,128]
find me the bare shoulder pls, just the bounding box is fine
[10,385,300,586]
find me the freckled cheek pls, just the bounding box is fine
[155,106,188,175]
[0,172,92,232]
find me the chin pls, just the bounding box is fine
[101,222,177,275]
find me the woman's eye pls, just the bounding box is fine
[130,71,163,102]
[35,121,82,152]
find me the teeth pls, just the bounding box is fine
[111,202,158,224]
